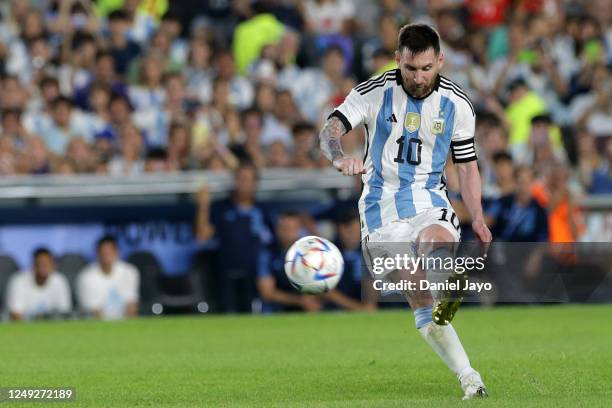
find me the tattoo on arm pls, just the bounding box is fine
[319,116,347,162]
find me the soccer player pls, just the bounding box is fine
[319,24,492,399]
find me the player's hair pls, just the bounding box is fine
[33,247,53,260]
[397,23,441,55]
[97,235,118,250]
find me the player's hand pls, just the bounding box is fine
[300,295,322,312]
[332,157,366,176]
[472,218,492,256]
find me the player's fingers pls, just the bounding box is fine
[351,160,359,175]
[355,161,364,174]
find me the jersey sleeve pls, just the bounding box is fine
[450,99,477,163]
[328,89,369,132]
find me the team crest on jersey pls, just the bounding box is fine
[432,118,445,135]
[404,112,421,133]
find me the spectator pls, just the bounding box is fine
[232,3,285,75]
[213,50,254,110]
[108,123,144,176]
[290,45,345,123]
[486,166,549,242]
[184,38,214,105]
[302,0,356,37]
[128,52,165,111]
[291,122,321,168]
[1,108,30,149]
[167,122,191,170]
[477,117,509,199]
[24,96,97,155]
[327,211,377,310]
[16,136,50,174]
[491,151,516,197]
[256,211,322,313]
[274,89,301,131]
[571,64,612,138]
[254,82,292,147]
[57,32,98,96]
[76,235,139,319]
[6,248,71,321]
[504,79,547,150]
[106,10,141,76]
[144,147,174,173]
[1,75,29,110]
[577,132,612,194]
[159,11,189,66]
[195,162,274,313]
[532,164,587,242]
[513,114,567,174]
[266,140,291,168]
[73,50,126,111]
[231,108,267,168]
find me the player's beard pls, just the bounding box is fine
[405,80,434,98]
[402,76,436,98]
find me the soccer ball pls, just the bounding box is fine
[284,236,344,294]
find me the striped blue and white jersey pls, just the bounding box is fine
[330,69,477,239]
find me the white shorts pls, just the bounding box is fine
[361,207,461,278]
[365,207,462,244]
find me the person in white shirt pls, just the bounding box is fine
[76,235,139,320]
[6,248,72,321]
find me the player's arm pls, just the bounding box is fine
[319,116,365,175]
[451,101,492,243]
[455,161,491,243]
[319,89,368,176]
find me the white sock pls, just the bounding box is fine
[418,322,471,377]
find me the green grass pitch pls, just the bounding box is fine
[2,305,611,407]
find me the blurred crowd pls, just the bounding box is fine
[1,0,612,319]
[0,0,607,182]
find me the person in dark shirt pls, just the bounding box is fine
[330,211,378,310]
[256,211,322,313]
[486,166,549,242]
[195,161,274,313]
[107,10,141,76]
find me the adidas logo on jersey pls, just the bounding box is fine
[386,113,397,123]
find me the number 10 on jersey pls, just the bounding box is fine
[394,137,422,165]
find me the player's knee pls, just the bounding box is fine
[418,225,454,244]
[414,305,433,329]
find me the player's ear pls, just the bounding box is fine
[395,50,401,66]
[437,51,445,70]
